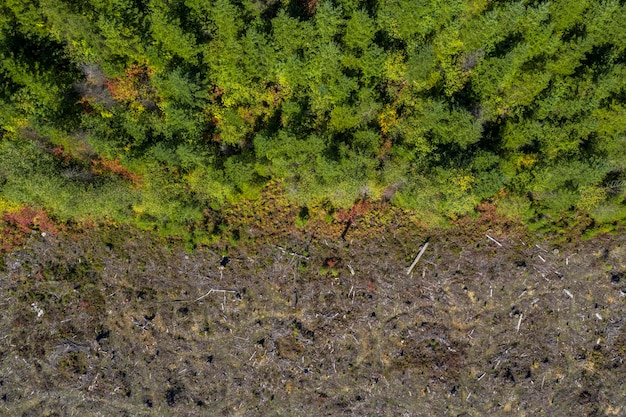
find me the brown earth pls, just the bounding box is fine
[0,208,625,416]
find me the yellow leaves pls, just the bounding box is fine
[378,105,398,135]
[262,85,283,112]
[66,38,95,62]
[276,72,292,96]
[238,106,256,125]
[463,0,491,18]
[211,108,224,126]
[107,77,139,102]
[516,153,538,169]
[578,186,606,212]
[433,26,467,95]
[594,103,626,138]
[106,64,158,110]
[383,51,407,83]
[129,101,145,115]
[131,204,145,216]
[210,105,256,144]
[329,106,359,132]
[453,173,475,192]
[220,91,238,109]
[1,117,28,135]
[412,70,443,93]
[434,27,464,58]
[182,168,203,192]
[0,197,21,215]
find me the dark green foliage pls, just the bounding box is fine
[1,0,626,237]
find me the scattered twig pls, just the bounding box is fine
[88,373,99,392]
[195,288,236,303]
[274,245,309,259]
[407,242,429,275]
[563,289,574,299]
[347,263,355,275]
[516,314,523,333]
[477,372,486,381]
[485,234,502,247]
[538,255,546,262]
[132,317,150,332]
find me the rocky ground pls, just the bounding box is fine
[0,211,625,416]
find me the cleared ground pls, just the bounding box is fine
[0,216,624,416]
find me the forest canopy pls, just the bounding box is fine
[1,0,625,242]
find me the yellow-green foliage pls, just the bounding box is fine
[0,196,21,214]
[1,0,626,238]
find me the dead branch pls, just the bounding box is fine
[485,234,502,247]
[195,288,237,303]
[274,245,309,259]
[407,242,429,275]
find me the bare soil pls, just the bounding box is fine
[0,215,625,416]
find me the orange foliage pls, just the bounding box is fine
[336,199,371,224]
[91,156,142,186]
[2,206,57,234]
[52,145,72,165]
[1,206,60,252]
[452,201,527,242]
[325,257,340,268]
[105,64,153,102]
